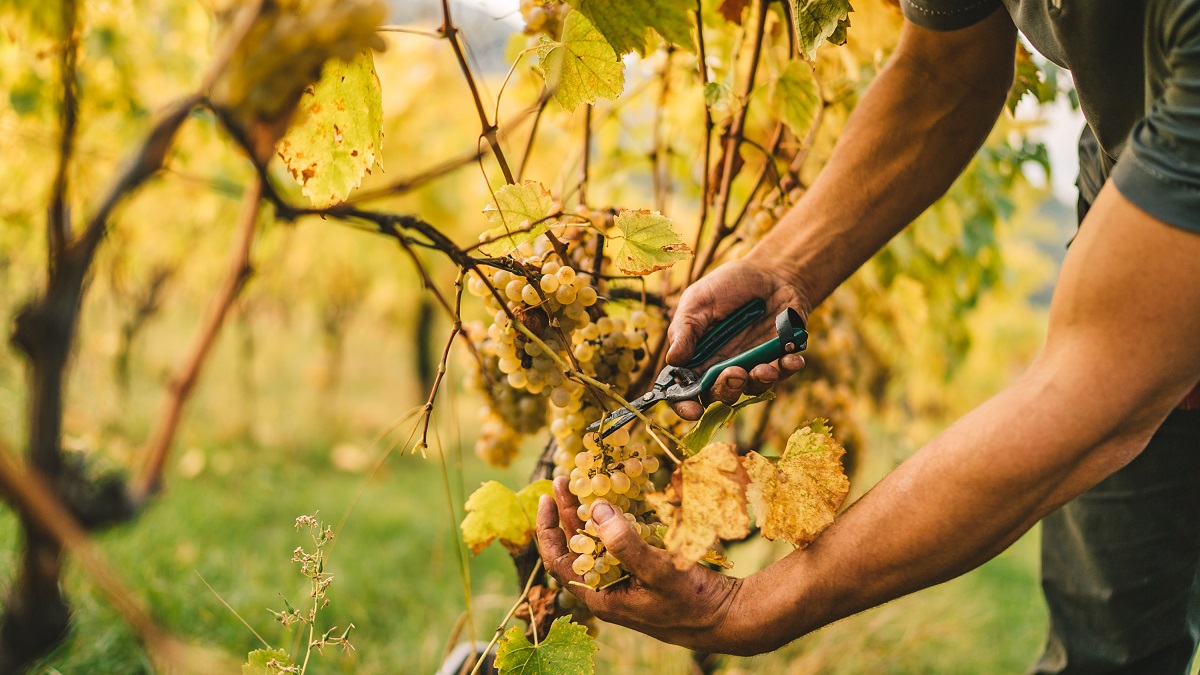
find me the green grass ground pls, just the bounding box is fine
[0,435,1051,674]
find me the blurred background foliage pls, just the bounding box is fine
[0,0,1081,671]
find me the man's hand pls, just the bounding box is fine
[535,477,764,654]
[667,258,808,419]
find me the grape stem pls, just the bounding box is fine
[468,559,543,675]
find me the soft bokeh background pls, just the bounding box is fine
[0,0,1129,672]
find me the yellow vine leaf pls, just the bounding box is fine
[645,443,750,570]
[461,479,553,554]
[612,209,692,275]
[538,10,625,112]
[277,51,383,208]
[566,0,693,56]
[768,60,821,140]
[790,0,852,60]
[743,419,849,548]
[478,181,556,256]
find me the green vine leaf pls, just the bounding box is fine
[461,479,553,554]
[495,615,597,674]
[768,60,821,140]
[538,10,626,112]
[242,648,293,675]
[743,419,849,548]
[790,0,853,60]
[479,181,557,257]
[612,210,693,275]
[565,0,693,56]
[277,50,383,208]
[681,392,774,455]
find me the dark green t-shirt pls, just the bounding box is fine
[899,0,1200,233]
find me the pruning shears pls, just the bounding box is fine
[586,298,808,438]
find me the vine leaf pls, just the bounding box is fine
[538,10,625,112]
[645,442,751,570]
[461,479,553,554]
[242,648,293,674]
[681,392,774,455]
[611,210,693,275]
[277,51,383,208]
[566,0,693,56]
[743,419,849,548]
[479,181,557,256]
[1007,43,1057,114]
[789,0,853,60]
[768,60,821,139]
[495,615,596,674]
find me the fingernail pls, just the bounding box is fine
[727,375,746,387]
[591,501,615,524]
[538,494,551,510]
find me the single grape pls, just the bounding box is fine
[582,570,601,587]
[574,451,595,469]
[505,279,526,302]
[570,477,593,497]
[572,554,595,575]
[569,534,596,555]
[623,457,643,477]
[643,455,660,473]
[578,286,598,306]
[550,386,572,408]
[591,473,611,496]
[521,284,540,305]
[610,471,631,494]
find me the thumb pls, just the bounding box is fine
[591,501,672,585]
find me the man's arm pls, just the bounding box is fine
[731,183,1200,653]
[668,10,1018,413]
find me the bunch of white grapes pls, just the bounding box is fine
[518,0,569,37]
[742,180,807,247]
[464,324,547,466]
[562,429,665,589]
[464,230,670,590]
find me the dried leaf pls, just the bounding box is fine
[612,210,692,275]
[277,51,382,208]
[743,419,849,548]
[513,584,559,641]
[479,181,556,256]
[495,615,596,674]
[538,10,625,112]
[645,443,751,569]
[717,0,751,24]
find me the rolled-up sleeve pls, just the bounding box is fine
[1110,5,1200,234]
[900,0,1002,32]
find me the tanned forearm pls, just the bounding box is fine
[725,185,1200,655]
[750,10,1017,310]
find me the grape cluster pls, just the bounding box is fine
[562,430,664,588]
[463,229,671,590]
[742,177,807,247]
[519,0,569,38]
[464,324,547,466]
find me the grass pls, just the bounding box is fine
[0,431,1053,674]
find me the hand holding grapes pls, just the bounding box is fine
[536,476,761,654]
[667,258,810,419]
